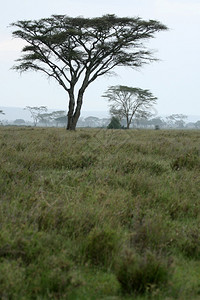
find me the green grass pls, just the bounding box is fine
[0,127,200,299]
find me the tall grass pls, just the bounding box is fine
[0,127,200,299]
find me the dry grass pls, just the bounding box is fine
[0,126,200,299]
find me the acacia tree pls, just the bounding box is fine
[51,110,66,120]
[38,113,52,126]
[11,14,167,130]
[166,114,188,128]
[148,117,166,129]
[103,85,157,129]
[50,110,67,126]
[25,106,47,126]
[38,110,66,126]
[0,110,5,125]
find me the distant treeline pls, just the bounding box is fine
[1,114,200,129]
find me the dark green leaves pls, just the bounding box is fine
[11,14,168,77]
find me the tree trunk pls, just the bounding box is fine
[126,115,130,129]
[66,89,84,130]
[73,90,84,127]
[67,89,75,130]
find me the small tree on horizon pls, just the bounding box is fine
[107,116,122,129]
[194,120,200,129]
[25,106,47,126]
[0,110,5,125]
[103,85,157,129]
[54,115,68,127]
[11,14,167,130]
[13,119,26,125]
[166,114,188,128]
[84,116,100,127]
[38,113,52,126]
[38,110,67,126]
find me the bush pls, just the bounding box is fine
[107,117,122,129]
[28,255,73,297]
[84,227,119,267]
[129,214,172,252]
[115,250,170,294]
[178,228,200,259]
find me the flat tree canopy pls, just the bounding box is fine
[25,106,47,127]
[11,14,167,130]
[103,85,157,129]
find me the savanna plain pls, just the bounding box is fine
[0,127,200,299]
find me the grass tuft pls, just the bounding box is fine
[115,249,170,294]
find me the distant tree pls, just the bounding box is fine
[101,118,110,128]
[194,120,200,129]
[107,117,122,129]
[50,111,67,126]
[0,110,5,125]
[132,111,154,128]
[185,122,195,129]
[148,117,166,128]
[84,116,100,127]
[25,106,47,126]
[166,114,187,128]
[38,113,52,126]
[54,116,68,127]
[103,85,157,129]
[76,117,86,127]
[38,111,67,126]
[11,14,167,130]
[13,119,26,125]
[51,111,66,120]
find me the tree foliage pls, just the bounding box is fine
[103,85,157,129]
[25,106,47,126]
[13,119,26,125]
[107,116,122,129]
[11,14,167,130]
[194,120,200,129]
[38,110,67,126]
[166,114,188,128]
[0,110,5,125]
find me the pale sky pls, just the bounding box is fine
[1,0,200,118]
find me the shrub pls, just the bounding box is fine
[84,227,119,267]
[115,250,170,294]
[178,228,200,259]
[129,214,173,252]
[29,255,73,297]
[107,117,122,129]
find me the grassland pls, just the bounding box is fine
[0,126,200,299]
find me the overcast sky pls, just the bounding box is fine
[1,0,200,118]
